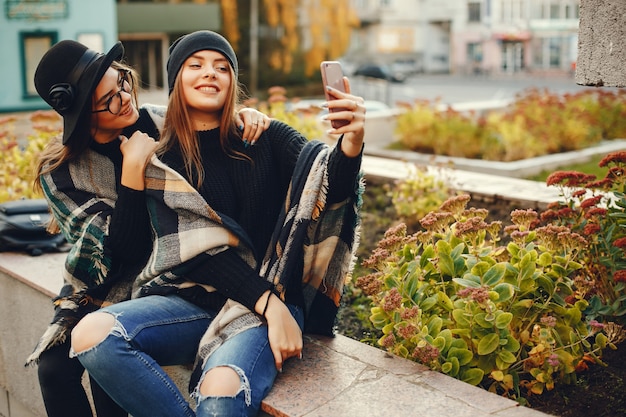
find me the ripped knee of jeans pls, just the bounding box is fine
[193,364,251,407]
[69,312,126,358]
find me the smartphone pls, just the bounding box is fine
[320,61,349,129]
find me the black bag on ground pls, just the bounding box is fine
[0,199,67,256]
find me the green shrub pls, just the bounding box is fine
[248,86,325,141]
[394,89,626,162]
[356,194,623,403]
[388,164,454,230]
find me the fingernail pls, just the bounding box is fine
[239,125,244,130]
[243,140,249,148]
[250,140,256,146]
[321,102,328,108]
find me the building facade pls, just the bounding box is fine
[1,0,118,112]
[1,0,221,113]
[2,0,582,112]
[346,0,580,76]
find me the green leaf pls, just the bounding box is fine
[495,312,513,329]
[427,316,443,336]
[537,252,552,267]
[482,263,506,287]
[453,278,481,288]
[448,347,473,366]
[503,335,521,353]
[382,323,395,334]
[492,283,515,303]
[437,291,454,310]
[460,368,484,386]
[436,239,452,255]
[474,313,493,329]
[439,253,455,277]
[433,335,447,350]
[477,333,500,355]
[497,349,517,364]
[519,253,536,281]
[421,295,438,311]
[507,242,520,257]
[536,275,555,294]
[421,245,435,268]
[471,261,491,278]
[595,333,608,350]
[452,309,470,327]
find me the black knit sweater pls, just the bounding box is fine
[157,120,362,313]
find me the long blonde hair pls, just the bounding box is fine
[33,61,139,195]
[157,64,248,188]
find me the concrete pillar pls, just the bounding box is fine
[576,0,626,87]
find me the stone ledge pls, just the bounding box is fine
[366,139,626,179]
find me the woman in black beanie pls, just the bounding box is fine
[27,37,269,417]
[72,30,366,417]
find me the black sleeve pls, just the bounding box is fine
[326,135,363,203]
[105,185,152,264]
[122,107,161,140]
[186,249,273,312]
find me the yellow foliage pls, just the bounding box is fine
[0,116,55,203]
[245,86,326,142]
[223,0,360,76]
[220,0,241,50]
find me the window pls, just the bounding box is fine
[549,37,561,67]
[468,1,481,22]
[550,3,560,19]
[21,32,56,98]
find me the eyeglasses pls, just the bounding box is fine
[92,69,134,115]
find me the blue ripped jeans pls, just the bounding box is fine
[73,294,303,417]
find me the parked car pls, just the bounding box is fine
[353,63,406,83]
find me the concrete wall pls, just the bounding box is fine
[576,0,626,87]
[0,252,192,417]
[0,267,55,417]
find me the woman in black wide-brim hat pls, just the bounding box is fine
[26,39,269,417]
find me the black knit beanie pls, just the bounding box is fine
[167,30,238,94]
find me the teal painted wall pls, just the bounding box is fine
[1,0,117,113]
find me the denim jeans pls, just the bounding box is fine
[74,294,303,417]
[194,303,304,417]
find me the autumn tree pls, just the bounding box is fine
[220,0,359,79]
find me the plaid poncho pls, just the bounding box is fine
[135,139,363,390]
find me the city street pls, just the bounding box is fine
[350,72,614,108]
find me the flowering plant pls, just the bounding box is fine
[356,194,622,403]
[542,151,626,325]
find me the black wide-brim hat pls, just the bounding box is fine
[34,40,124,145]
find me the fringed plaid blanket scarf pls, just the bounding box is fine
[26,147,140,365]
[137,140,363,388]
[25,104,165,366]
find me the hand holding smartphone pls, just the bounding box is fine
[320,61,349,129]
